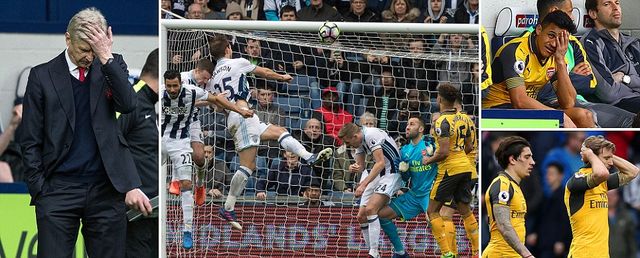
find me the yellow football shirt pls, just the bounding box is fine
[434,109,473,175]
[565,167,621,258]
[483,31,559,108]
[483,172,527,257]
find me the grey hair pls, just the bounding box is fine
[67,7,107,41]
[360,112,377,125]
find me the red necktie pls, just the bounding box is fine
[79,67,86,82]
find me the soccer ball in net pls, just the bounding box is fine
[318,22,340,44]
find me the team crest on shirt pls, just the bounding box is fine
[514,60,525,75]
[498,191,510,202]
[546,67,556,79]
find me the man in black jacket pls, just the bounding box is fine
[119,49,158,258]
[20,7,148,258]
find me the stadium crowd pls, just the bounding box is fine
[162,0,479,201]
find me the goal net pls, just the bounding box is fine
[161,20,479,258]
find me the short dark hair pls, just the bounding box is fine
[280,5,296,18]
[585,0,598,12]
[546,162,565,174]
[196,58,215,74]
[495,136,531,169]
[141,48,158,78]
[209,34,230,60]
[437,83,459,103]
[537,0,569,19]
[164,69,181,82]
[409,116,426,129]
[540,9,577,34]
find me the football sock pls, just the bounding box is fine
[224,166,252,211]
[380,218,405,255]
[181,189,193,232]
[278,132,312,160]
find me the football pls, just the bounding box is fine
[318,22,340,44]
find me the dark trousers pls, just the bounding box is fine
[615,96,640,113]
[126,218,158,258]
[35,176,126,258]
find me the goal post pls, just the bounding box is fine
[161,19,479,258]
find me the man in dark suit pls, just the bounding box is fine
[19,7,151,258]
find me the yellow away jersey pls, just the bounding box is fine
[434,109,473,175]
[564,167,621,258]
[462,113,478,178]
[481,26,493,90]
[483,31,560,108]
[483,172,527,257]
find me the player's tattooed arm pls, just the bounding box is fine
[493,205,533,257]
[613,155,639,186]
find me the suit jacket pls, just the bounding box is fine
[20,51,140,204]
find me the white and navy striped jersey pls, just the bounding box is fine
[180,70,198,87]
[161,84,208,139]
[354,127,400,176]
[180,70,203,123]
[209,58,256,103]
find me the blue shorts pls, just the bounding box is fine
[389,191,429,221]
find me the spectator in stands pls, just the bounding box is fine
[366,69,405,137]
[264,0,307,21]
[608,188,637,258]
[279,5,297,21]
[162,0,174,19]
[229,0,264,20]
[359,111,377,127]
[205,145,231,199]
[313,87,354,144]
[541,132,585,195]
[243,38,276,89]
[256,151,313,199]
[195,0,225,19]
[381,0,420,22]
[393,89,430,134]
[326,49,365,115]
[0,104,22,182]
[343,0,381,22]
[273,6,320,80]
[226,2,245,20]
[168,0,187,17]
[187,3,204,19]
[483,10,594,128]
[434,33,473,85]
[295,118,336,187]
[582,0,640,114]
[526,163,571,258]
[297,0,343,21]
[255,86,285,159]
[453,0,478,24]
[167,3,210,71]
[299,181,333,207]
[401,37,437,93]
[534,0,636,128]
[462,62,479,115]
[422,0,452,23]
[332,144,358,192]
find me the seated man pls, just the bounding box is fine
[534,0,636,128]
[483,10,594,128]
[581,0,640,114]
